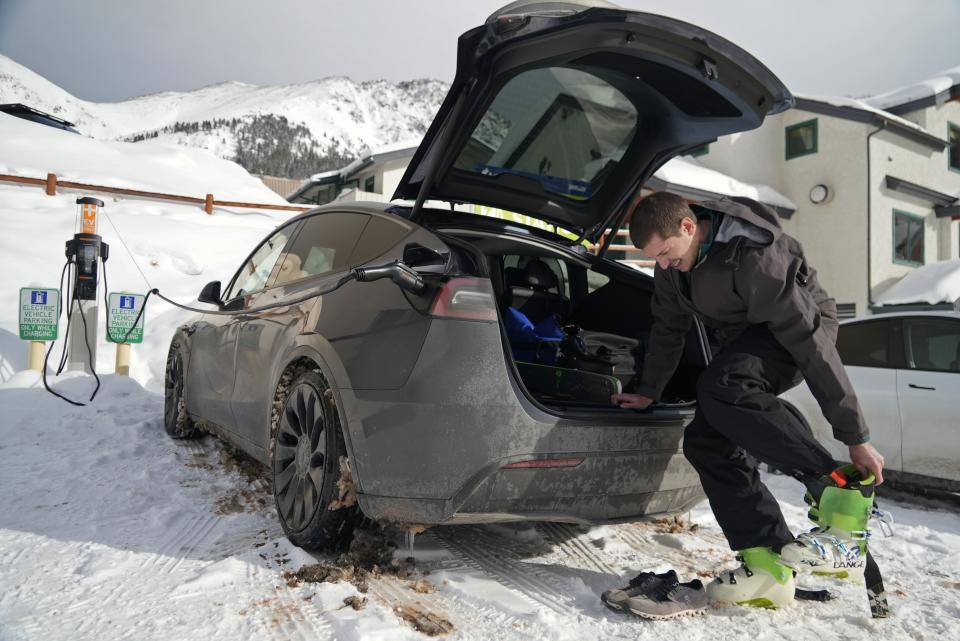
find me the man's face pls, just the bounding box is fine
[640,217,699,272]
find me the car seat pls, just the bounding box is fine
[503,259,568,324]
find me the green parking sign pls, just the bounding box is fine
[107,292,146,344]
[19,288,59,341]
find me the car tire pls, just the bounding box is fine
[270,368,358,551]
[164,339,201,440]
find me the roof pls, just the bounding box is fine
[793,95,948,151]
[864,65,960,115]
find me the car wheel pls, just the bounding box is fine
[271,368,358,551]
[164,340,201,439]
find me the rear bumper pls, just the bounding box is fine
[340,317,703,524]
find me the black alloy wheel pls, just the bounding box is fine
[164,340,199,439]
[274,381,328,531]
[271,368,358,550]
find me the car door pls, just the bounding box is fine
[831,318,905,471]
[189,222,298,431]
[897,316,960,482]
[230,211,416,449]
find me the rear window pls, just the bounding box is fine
[453,67,638,201]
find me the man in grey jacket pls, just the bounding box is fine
[611,192,885,609]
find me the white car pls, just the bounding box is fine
[780,311,960,490]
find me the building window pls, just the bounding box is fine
[689,143,709,157]
[893,210,924,266]
[949,122,960,173]
[785,119,818,159]
[364,175,376,193]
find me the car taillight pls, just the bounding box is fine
[429,277,497,321]
[502,458,584,469]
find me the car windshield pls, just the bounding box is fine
[453,67,638,201]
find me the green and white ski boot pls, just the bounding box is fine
[706,547,796,609]
[780,464,876,581]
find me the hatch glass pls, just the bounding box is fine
[452,66,638,201]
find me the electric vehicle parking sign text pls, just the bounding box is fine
[19,288,59,341]
[107,292,146,344]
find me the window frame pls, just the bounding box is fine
[901,317,960,373]
[948,121,960,174]
[785,118,818,160]
[892,209,925,267]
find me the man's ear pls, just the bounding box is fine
[679,216,697,236]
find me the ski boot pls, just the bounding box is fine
[706,547,796,609]
[780,464,876,581]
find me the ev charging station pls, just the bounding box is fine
[65,197,109,374]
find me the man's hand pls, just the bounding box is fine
[848,443,885,485]
[611,393,654,410]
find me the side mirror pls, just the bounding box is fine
[198,280,222,305]
[403,243,447,275]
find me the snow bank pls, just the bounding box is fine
[657,156,796,211]
[0,116,294,387]
[875,259,960,306]
[0,113,287,203]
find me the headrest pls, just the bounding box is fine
[521,259,557,291]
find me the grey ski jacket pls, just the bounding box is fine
[634,196,869,446]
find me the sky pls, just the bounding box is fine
[0,0,958,103]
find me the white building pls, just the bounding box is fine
[695,67,960,316]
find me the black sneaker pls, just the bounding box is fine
[625,577,708,620]
[601,570,678,611]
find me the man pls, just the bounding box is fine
[609,192,885,610]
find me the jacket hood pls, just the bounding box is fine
[694,197,783,248]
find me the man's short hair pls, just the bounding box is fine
[628,192,694,249]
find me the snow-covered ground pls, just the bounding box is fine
[2,95,959,641]
[2,370,959,641]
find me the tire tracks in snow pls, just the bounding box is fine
[434,525,579,616]
[243,556,335,641]
[537,522,619,575]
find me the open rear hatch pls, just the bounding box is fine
[395,0,793,244]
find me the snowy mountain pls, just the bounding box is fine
[0,54,448,178]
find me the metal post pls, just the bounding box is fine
[28,341,45,372]
[115,342,130,376]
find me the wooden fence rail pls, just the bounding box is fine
[0,172,311,215]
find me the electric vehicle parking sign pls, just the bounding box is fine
[107,292,145,344]
[19,288,59,341]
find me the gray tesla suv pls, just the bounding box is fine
[164,0,794,550]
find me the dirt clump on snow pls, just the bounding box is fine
[215,488,268,515]
[410,579,435,594]
[282,524,416,592]
[395,605,453,636]
[218,445,263,485]
[343,595,367,611]
[651,514,699,534]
